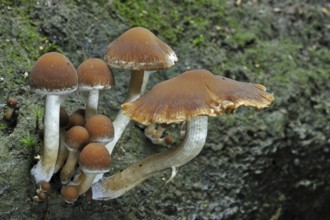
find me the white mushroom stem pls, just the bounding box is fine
[140,71,155,94]
[92,115,208,200]
[85,89,100,120]
[105,110,131,154]
[105,69,146,155]
[31,94,61,183]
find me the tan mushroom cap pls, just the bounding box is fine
[79,143,111,173]
[29,52,78,95]
[105,27,178,70]
[68,108,86,128]
[77,58,114,91]
[84,114,114,144]
[122,69,275,125]
[61,185,79,203]
[65,126,90,151]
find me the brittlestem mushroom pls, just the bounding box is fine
[104,27,177,155]
[60,126,90,184]
[29,52,77,183]
[78,143,111,195]
[77,58,114,120]
[91,69,274,200]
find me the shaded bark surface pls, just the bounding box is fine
[0,1,330,219]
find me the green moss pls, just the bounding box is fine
[0,4,60,103]
[93,0,225,44]
[0,123,8,131]
[20,132,37,148]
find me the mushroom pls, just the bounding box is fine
[61,185,79,203]
[104,26,178,155]
[68,108,86,128]
[4,97,20,123]
[84,114,114,144]
[77,58,114,120]
[60,126,90,184]
[29,52,78,183]
[78,143,111,195]
[91,69,274,200]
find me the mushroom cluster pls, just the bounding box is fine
[29,27,274,203]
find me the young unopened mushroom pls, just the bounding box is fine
[104,26,178,155]
[77,58,114,120]
[91,69,274,200]
[29,52,78,183]
[84,114,114,144]
[4,97,20,124]
[68,108,86,128]
[60,126,90,184]
[78,143,111,195]
[61,185,79,203]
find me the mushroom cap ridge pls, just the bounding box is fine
[105,27,178,70]
[121,69,275,125]
[29,52,78,95]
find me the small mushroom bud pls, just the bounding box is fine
[4,97,19,123]
[61,185,79,203]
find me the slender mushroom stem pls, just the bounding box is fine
[125,70,144,102]
[140,71,155,94]
[60,150,79,184]
[92,116,208,200]
[78,173,98,195]
[105,110,131,154]
[105,69,146,155]
[31,94,61,183]
[85,89,100,120]
[53,128,68,173]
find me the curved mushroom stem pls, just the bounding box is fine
[92,116,208,200]
[85,89,99,120]
[105,110,131,154]
[31,94,61,183]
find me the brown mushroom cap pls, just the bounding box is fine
[61,185,79,203]
[39,181,51,193]
[68,108,86,128]
[79,143,111,173]
[105,27,178,70]
[77,58,114,91]
[6,97,18,108]
[84,114,114,144]
[65,126,90,151]
[122,69,275,125]
[29,52,78,95]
